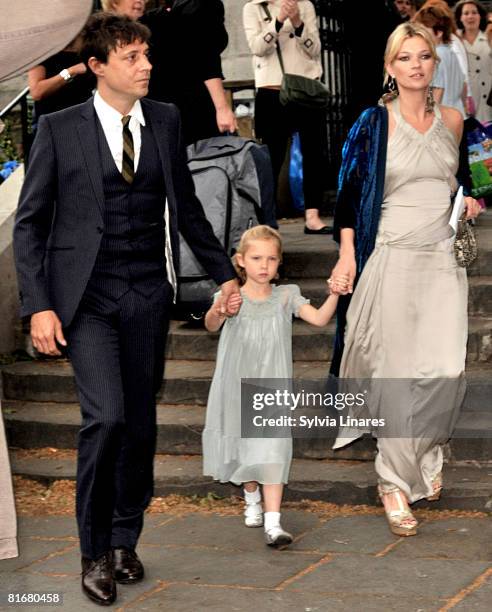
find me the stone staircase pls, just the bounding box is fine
[3,217,492,510]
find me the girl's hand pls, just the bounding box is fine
[330,255,356,295]
[464,196,482,220]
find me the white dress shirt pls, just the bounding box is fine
[92,91,177,299]
[93,91,145,172]
[433,44,465,117]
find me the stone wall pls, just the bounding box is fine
[222,0,253,83]
[0,76,27,111]
[0,166,23,354]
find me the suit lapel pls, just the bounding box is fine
[76,100,105,218]
[142,99,181,281]
[143,100,178,230]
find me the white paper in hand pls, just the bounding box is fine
[449,186,465,234]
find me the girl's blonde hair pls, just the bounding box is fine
[383,22,439,86]
[100,0,116,10]
[233,225,282,285]
[100,0,148,11]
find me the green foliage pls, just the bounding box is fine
[0,117,20,163]
[189,492,226,506]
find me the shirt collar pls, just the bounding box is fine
[93,90,146,127]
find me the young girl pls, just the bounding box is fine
[202,225,347,547]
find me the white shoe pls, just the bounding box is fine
[244,502,263,527]
[264,525,293,547]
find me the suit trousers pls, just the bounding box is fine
[65,282,173,560]
[254,87,327,213]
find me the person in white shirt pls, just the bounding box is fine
[454,0,492,123]
[414,2,466,116]
[243,0,331,234]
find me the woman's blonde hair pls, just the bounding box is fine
[383,22,439,86]
[233,225,282,285]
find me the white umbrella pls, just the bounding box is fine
[0,0,93,82]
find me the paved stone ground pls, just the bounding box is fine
[0,511,491,611]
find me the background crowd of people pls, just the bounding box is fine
[22,0,492,224]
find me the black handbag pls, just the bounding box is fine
[260,3,329,110]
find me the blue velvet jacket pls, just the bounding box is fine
[330,105,388,376]
[330,104,472,376]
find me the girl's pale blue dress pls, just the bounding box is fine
[202,284,309,485]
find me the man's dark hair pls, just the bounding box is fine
[80,12,151,65]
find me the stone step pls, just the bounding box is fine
[4,399,492,462]
[166,318,492,362]
[279,277,492,317]
[165,320,335,361]
[3,359,492,406]
[468,275,492,315]
[476,210,492,227]
[0,360,331,405]
[279,217,492,278]
[9,450,492,511]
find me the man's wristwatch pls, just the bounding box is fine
[59,68,73,82]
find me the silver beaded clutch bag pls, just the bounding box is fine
[454,215,477,268]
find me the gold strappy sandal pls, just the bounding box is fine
[378,485,418,537]
[426,472,443,502]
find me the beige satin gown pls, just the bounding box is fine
[334,98,468,503]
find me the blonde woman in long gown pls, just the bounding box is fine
[331,23,482,537]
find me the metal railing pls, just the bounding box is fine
[315,0,351,188]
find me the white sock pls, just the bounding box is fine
[264,511,281,531]
[244,487,261,504]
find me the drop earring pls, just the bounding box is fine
[388,76,398,96]
[426,87,435,113]
[380,75,399,105]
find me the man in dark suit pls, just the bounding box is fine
[13,13,238,606]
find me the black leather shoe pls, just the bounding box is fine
[81,552,116,606]
[304,225,334,235]
[112,547,144,584]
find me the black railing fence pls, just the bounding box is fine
[314,0,351,187]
